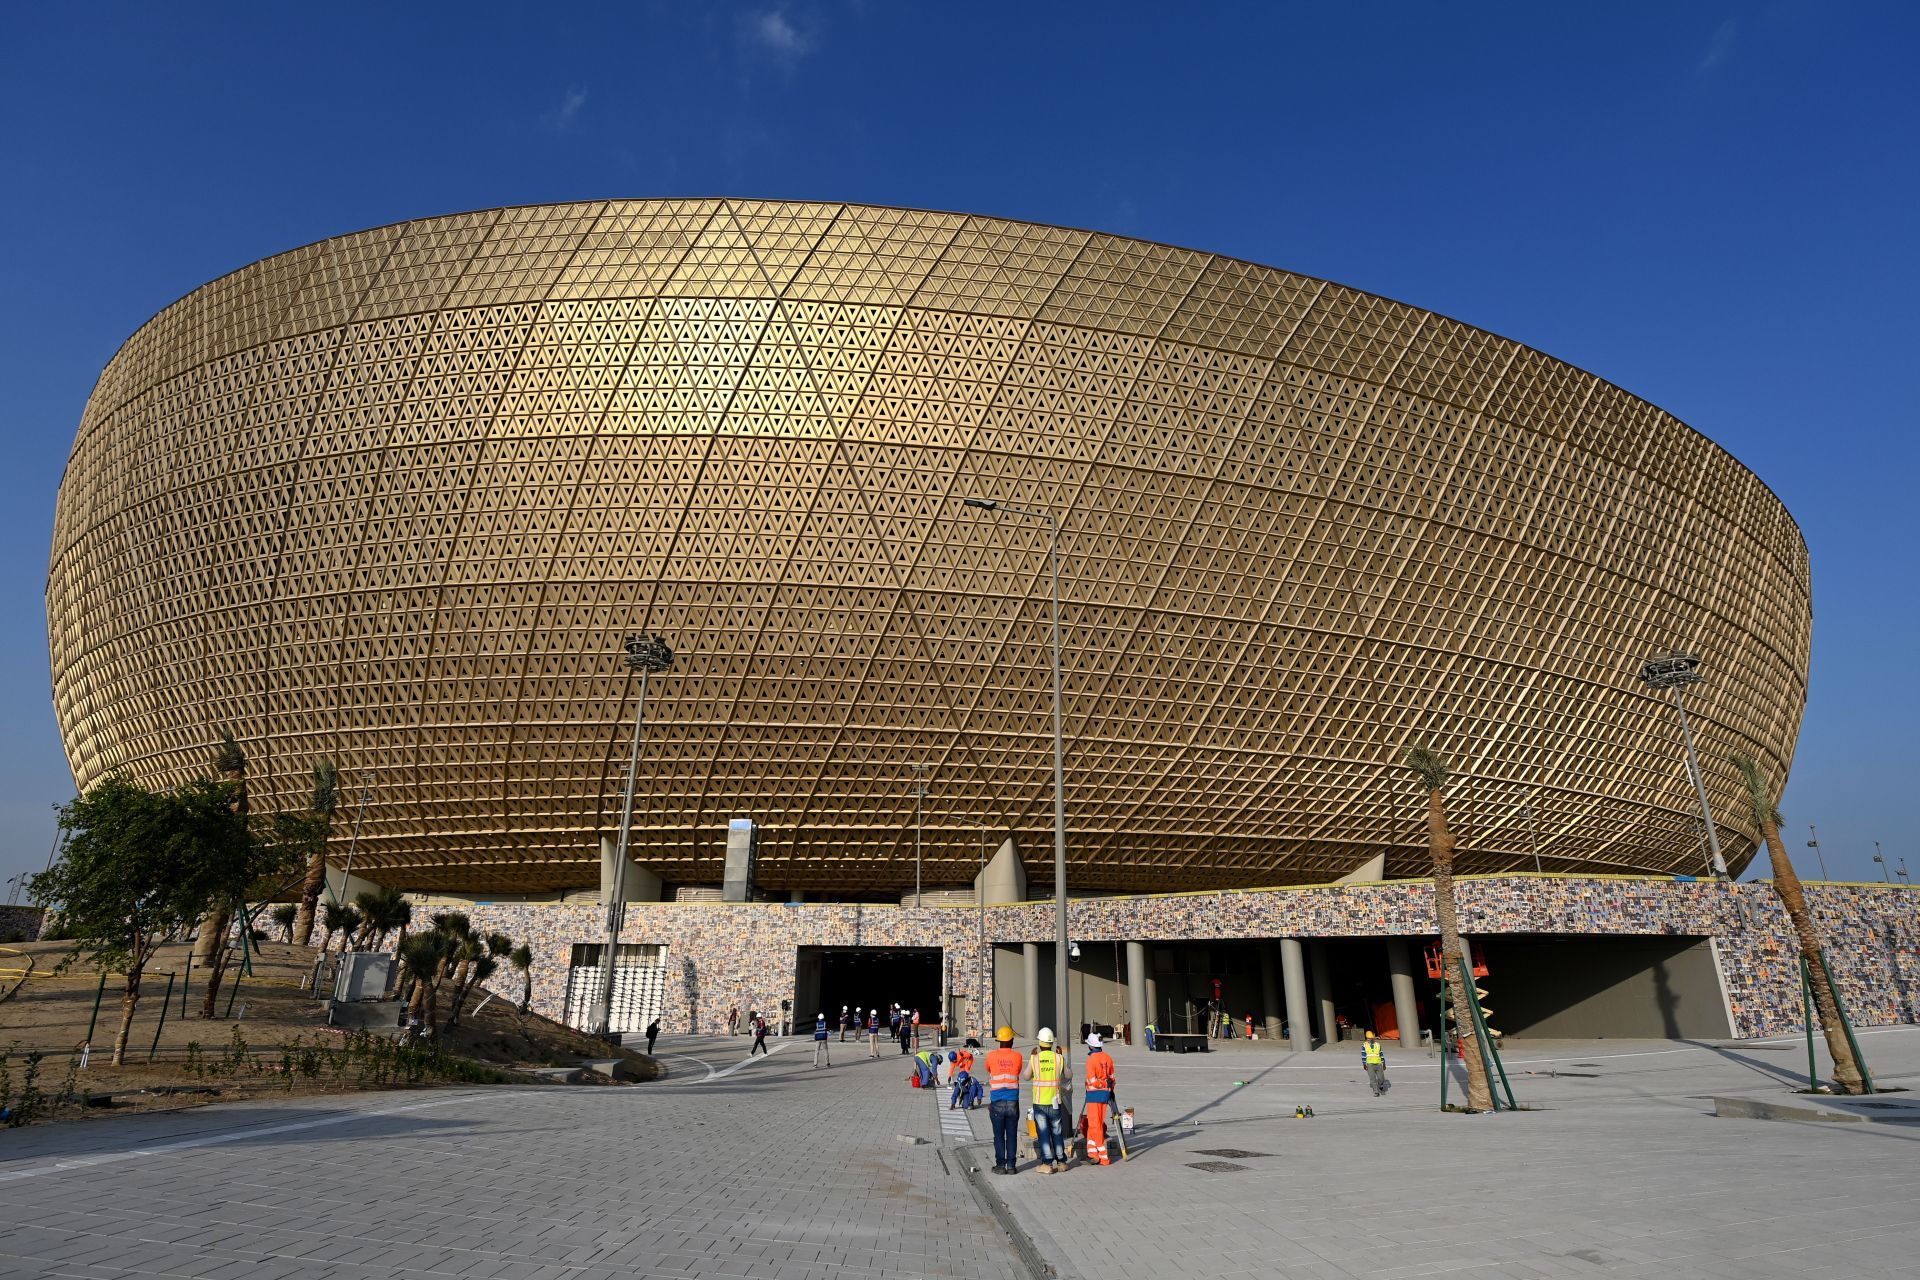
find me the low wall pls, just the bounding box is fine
[0,904,45,943]
[451,877,1919,1041]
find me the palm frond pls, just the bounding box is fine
[1730,754,1782,828]
[213,729,247,776]
[310,759,339,817]
[1404,746,1450,792]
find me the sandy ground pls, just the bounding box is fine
[0,935,655,1124]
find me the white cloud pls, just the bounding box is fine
[1699,19,1736,72]
[545,87,588,132]
[746,7,814,60]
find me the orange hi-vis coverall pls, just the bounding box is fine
[1083,1049,1116,1164]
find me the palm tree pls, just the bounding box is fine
[290,759,340,947]
[486,931,513,960]
[400,932,447,1027]
[1405,747,1494,1112]
[447,954,498,1030]
[319,900,354,953]
[509,944,534,1013]
[193,730,250,969]
[354,886,411,950]
[332,905,362,953]
[270,903,299,942]
[1733,755,1867,1093]
[195,730,253,1017]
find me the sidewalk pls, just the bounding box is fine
[973,1028,1920,1280]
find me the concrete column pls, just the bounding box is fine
[1259,943,1283,1040]
[1387,938,1421,1048]
[1145,972,1159,1033]
[1022,942,1041,1039]
[1309,941,1337,1046]
[1280,937,1311,1053]
[1125,941,1148,1041]
[600,835,663,904]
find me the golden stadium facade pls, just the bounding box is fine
[48,200,1809,896]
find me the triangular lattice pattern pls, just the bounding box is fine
[47,200,1810,894]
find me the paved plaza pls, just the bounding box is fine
[1,1028,1916,1279]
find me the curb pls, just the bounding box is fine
[955,1137,1080,1280]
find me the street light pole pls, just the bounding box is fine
[1638,652,1728,879]
[592,633,675,1041]
[963,495,1070,1074]
[1872,842,1890,884]
[977,826,988,1035]
[1806,825,1829,881]
[332,783,372,908]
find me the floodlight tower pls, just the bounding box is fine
[961,495,1070,1069]
[1638,652,1728,880]
[592,633,675,1040]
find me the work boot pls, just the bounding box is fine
[1037,1164,1053,1175]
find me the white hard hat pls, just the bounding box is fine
[1037,1027,1055,1045]
[1086,1033,1103,1048]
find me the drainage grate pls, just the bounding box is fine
[1192,1148,1273,1159]
[1186,1160,1248,1173]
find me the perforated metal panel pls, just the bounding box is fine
[562,943,668,1034]
[47,200,1810,895]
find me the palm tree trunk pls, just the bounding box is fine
[110,965,144,1066]
[521,973,532,1014]
[192,907,231,964]
[443,959,473,1030]
[200,938,230,1019]
[1762,818,1865,1092]
[1428,787,1494,1111]
[292,851,326,948]
[408,972,430,1022]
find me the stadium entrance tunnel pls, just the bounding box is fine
[1123,934,1732,1045]
[1476,934,1732,1040]
[793,946,943,1034]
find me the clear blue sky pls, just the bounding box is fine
[2,3,1914,894]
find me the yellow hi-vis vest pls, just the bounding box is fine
[1364,1040,1384,1065]
[1031,1049,1063,1106]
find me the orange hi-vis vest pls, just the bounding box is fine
[954,1050,975,1074]
[985,1047,1024,1099]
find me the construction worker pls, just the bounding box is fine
[913,1045,940,1088]
[984,1025,1024,1174]
[1363,1029,1387,1096]
[948,1047,980,1109]
[840,1005,851,1041]
[1024,1027,1069,1174]
[1082,1032,1116,1165]
[814,1011,832,1068]
[867,1008,881,1058]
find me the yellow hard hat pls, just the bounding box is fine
[1365,1030,1377,1039]
[996,1025,1016,1042]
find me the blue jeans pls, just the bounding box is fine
[1032,1102,1066,1163]
[989,1099,1020,1169]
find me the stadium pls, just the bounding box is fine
[49,201,1860,1041]
[48,199,1808,899]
